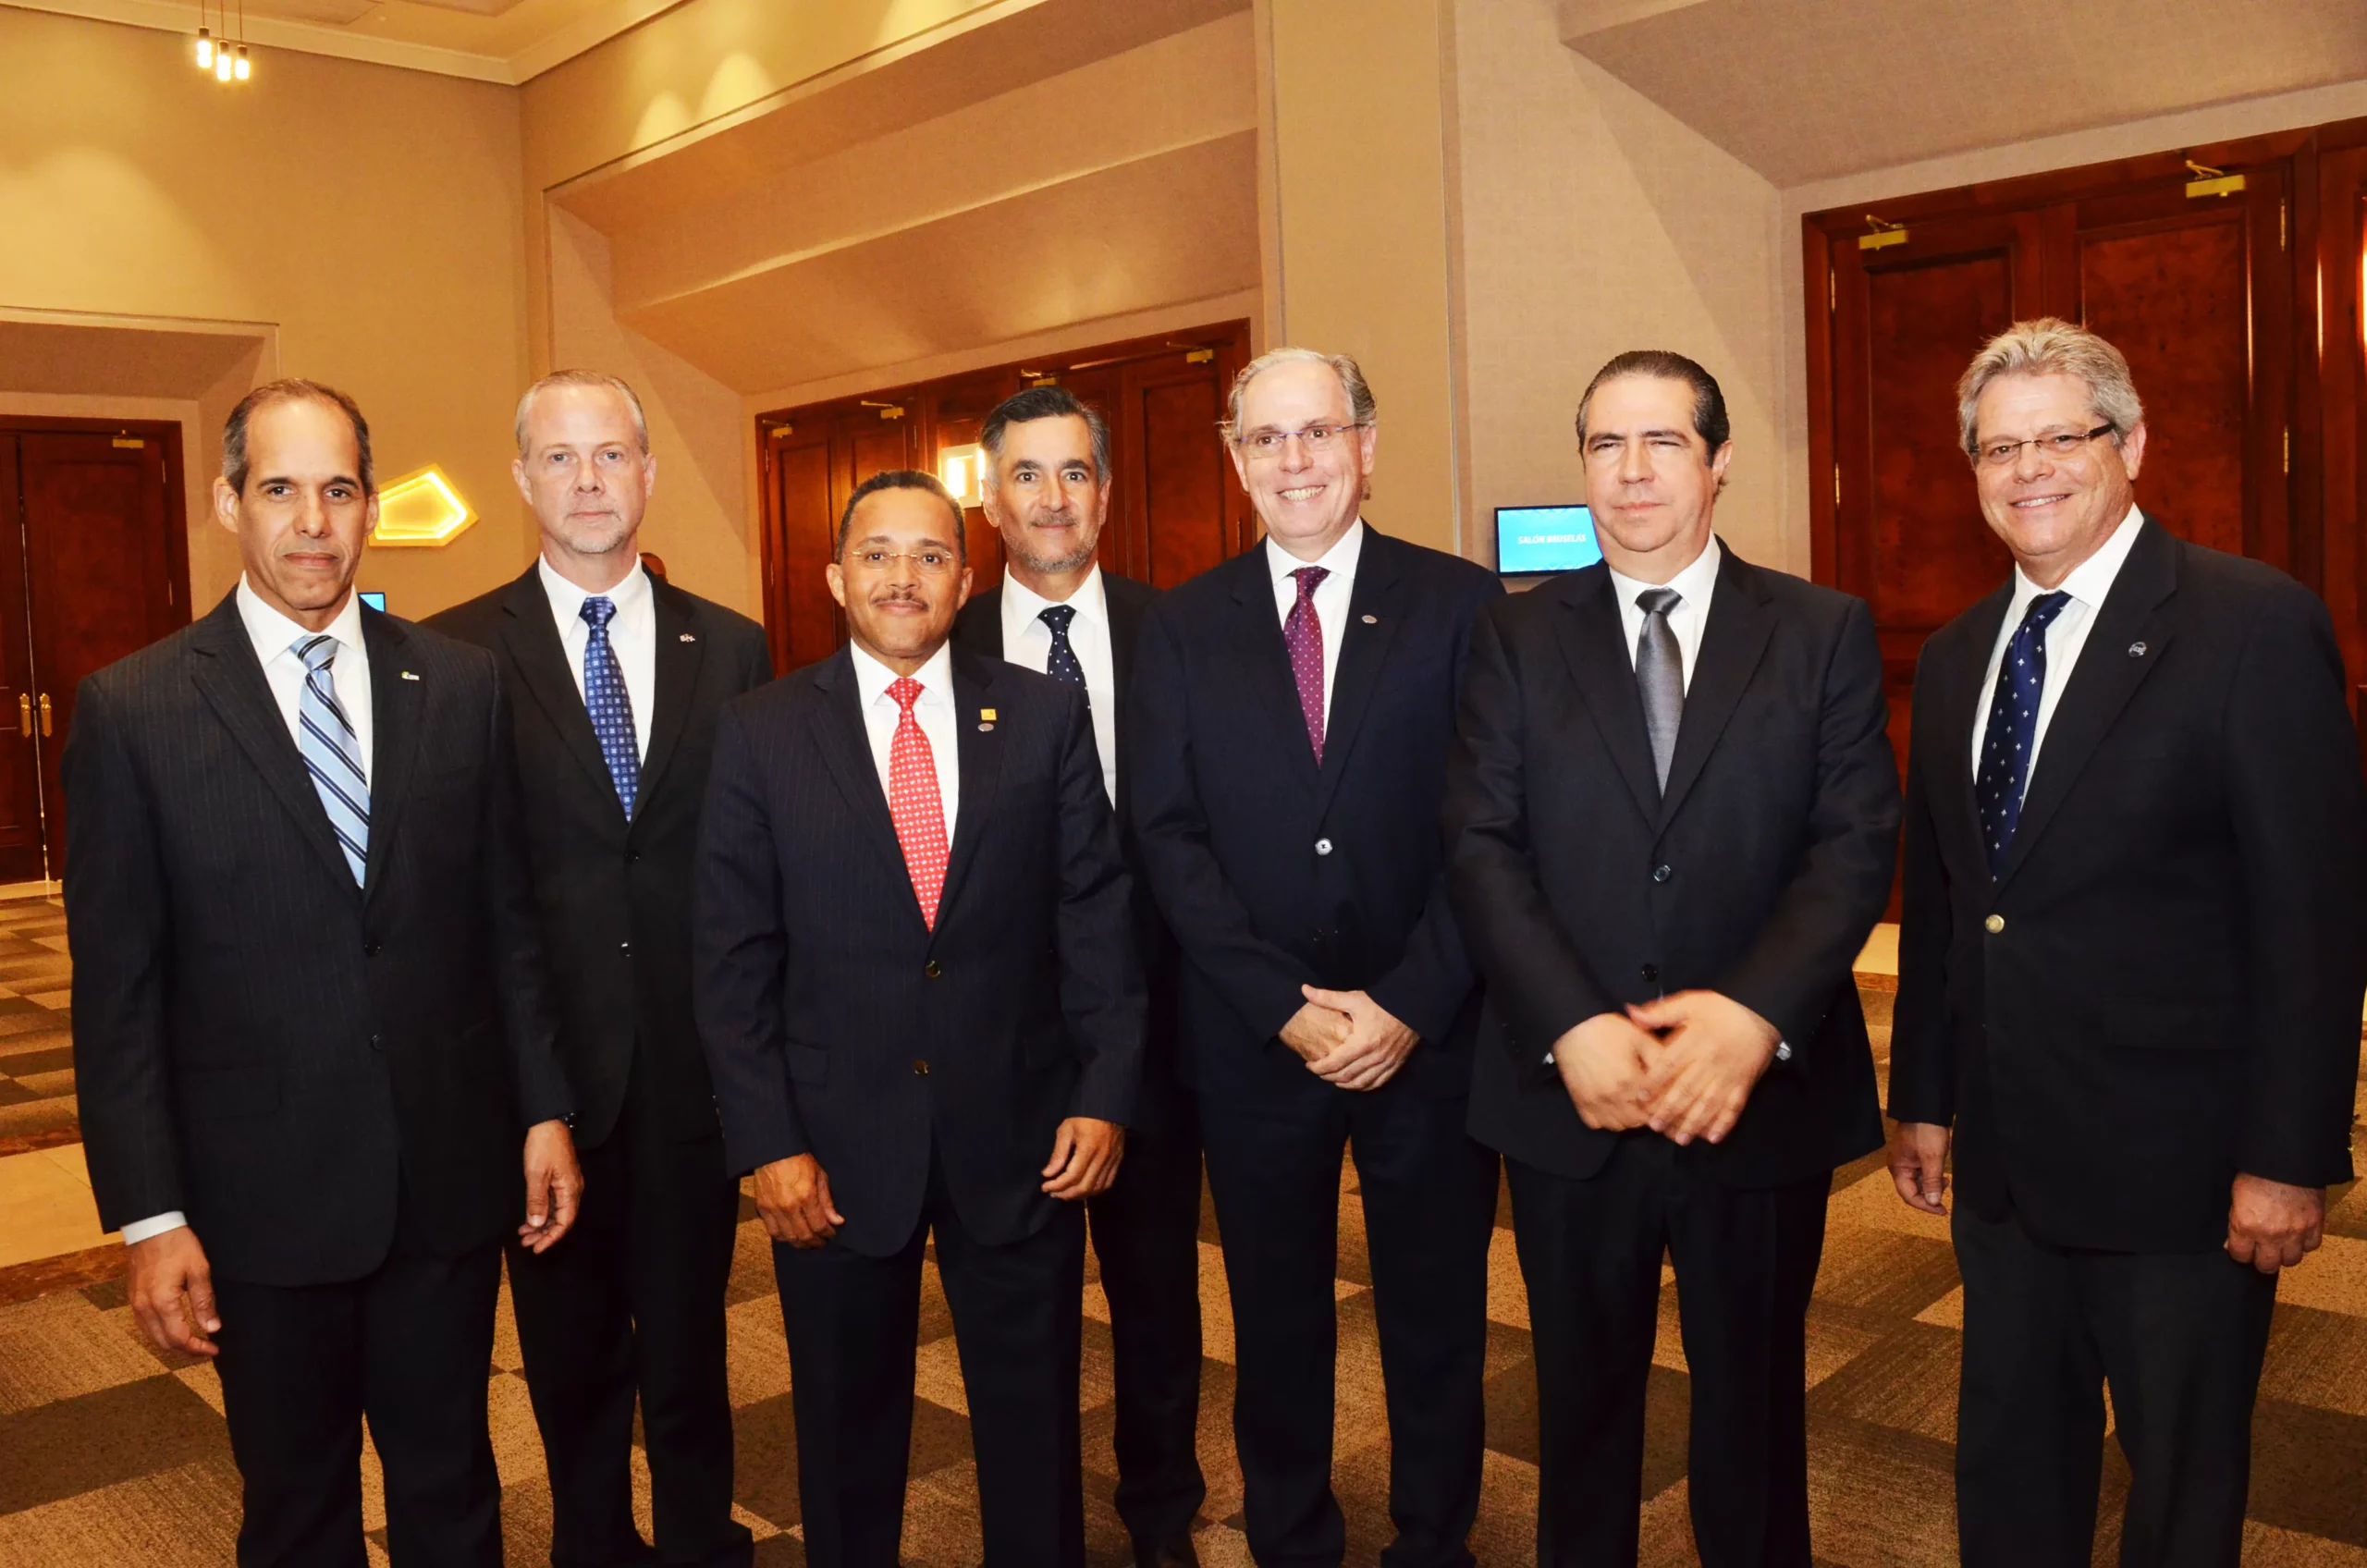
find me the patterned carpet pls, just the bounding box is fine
[1,939,2363,1563]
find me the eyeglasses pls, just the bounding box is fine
[847,547,960,575]
[1974,423,2116,469]
[1230,422,1367,460]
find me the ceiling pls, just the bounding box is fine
[4,0,688,82]
[1559,0,2367,186]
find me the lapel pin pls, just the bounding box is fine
[980,708,997,721]
[979,722,995,732]
[680,632,697,643]
[2128,641,2147,657]
[400,670,421,681]
[1361,613,1379,624]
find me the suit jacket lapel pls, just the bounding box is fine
[1553,568,1662,825]
[1313,533,1407,817]
[1105,576,1144,707]
[359,610,423,902]
[1935,581,2014,876]
[1226,548,1322,789]
[809,650,921,914]
[635,580,705,815]
[1996,519,2179,887]
[494,569,617,811]
[966,587,1006,658]
[1656,545,1776,828]
[186,594,355,893]
[934,653,1005,928]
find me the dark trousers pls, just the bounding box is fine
[773,1152,1087,1568]
[1087,1089,1208,1546]
[1198,1059,1500,1568]
[1954,1203,2276,1568]
[1505,1141,1830,1568]
[507,1047,750,1568]
[213,1189,504,1568]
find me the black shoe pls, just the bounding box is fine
[1132,1534,1199,1568]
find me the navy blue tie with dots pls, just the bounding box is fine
[1975,590,2072,877]
[580,595,639,819]
[1039,604,1086,701]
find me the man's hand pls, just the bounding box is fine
[1279,1000,1353,1063]
[754,1154,845,1249]
[1551,1011,1661,1130]
[1043,1118,1126,1200]
[520,1120,584,1254]
[1888,1121,1952,1216]
[2226,1173,2325,1275]
[127,1227,220,1358]
[1628,990,1780,1145]
[1301,986,1420,1091]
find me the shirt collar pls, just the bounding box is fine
[2013,504,2145,612]
[1001,562,1107,630]
[849,638,954,708]
[238,576,367,667]
[538,554,650,629]
[1266,518,1366,588]
[1605,533,1723,615]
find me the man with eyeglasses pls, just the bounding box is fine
[694,469,1143,1567]
[1887,318,2363,1564]
[1130,348,1503,1568]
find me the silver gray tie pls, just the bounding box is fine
[1635,587,1684,791]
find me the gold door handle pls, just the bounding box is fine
[15,695,26,737]
[37,694,51,738]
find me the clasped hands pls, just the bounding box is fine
[1551,991,1780,1145]
[1282,985,1420,1091]
[754,1116,1126,1251]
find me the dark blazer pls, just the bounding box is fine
[427,567,771,1146]
[693,643,1144,1256]
[1890,518,2364,1253]
[953,571,1187,1132]
[1445,545,1897,1187]
[66,593,570,1287]
[1127,527,1502,1091]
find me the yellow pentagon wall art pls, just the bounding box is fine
[371,465,476,548]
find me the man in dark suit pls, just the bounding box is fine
[1444,350,1897,1566]
[67,380,582,1567]
[695,469,1143,1568]
[1887,319,2364,1566]
[428,371,770,1568]
[1129,348,1502,1568]
[951,386,1205,1568]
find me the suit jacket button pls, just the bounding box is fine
[1315,838,1333,856]
[626,850,640,864]
[912,1059,930,1076]
[364,940,382,958]
[1984,914,2005,935]
[1652,864,1673,883]
[1640,962,1660,984]
[619,941,632,957]
[924,960,941,978]
[367,1034,384,1053]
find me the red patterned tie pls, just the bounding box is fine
[1284,566,1331,763]
[886,676,949,929]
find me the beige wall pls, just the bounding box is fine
[0,7,533,618]
[1448,0,1788,572]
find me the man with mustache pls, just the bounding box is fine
[696,470,1143,1567]
[430,371,770,1568]
[952,386,1205,1568]
[67,379,581,1565]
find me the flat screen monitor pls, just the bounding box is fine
[1495,505,1601,576]
[358,591,386,612]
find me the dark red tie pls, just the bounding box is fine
[1284,566,1330,763]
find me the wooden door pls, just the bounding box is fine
[0,440,43,883]
[18,429,186,876]
[758,410,917,671]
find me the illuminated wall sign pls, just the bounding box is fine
[371,465,477,548]
[938,443,988,508]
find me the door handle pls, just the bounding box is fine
[37,694,50,738]
[15,695,26,738]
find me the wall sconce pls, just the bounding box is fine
[939,443,988,508]
[371,465,477,547]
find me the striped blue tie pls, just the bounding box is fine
[295,634,370,885]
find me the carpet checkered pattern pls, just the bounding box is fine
[2,949,2364,1564]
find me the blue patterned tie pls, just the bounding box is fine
[1975,590,2073,877]
[581,596,639,818]
[294,635,369,885]
[1038,604,1085,702]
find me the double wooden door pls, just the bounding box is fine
[0,423,190,881]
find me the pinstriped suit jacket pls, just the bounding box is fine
[64,592,570,1287]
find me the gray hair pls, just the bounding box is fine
[1220,346,1377,440]
[981,385,1110,484]
[1956,318,2144,460]
[515,370,650,459]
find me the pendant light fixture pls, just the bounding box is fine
[194,0,213,68]
[193,0,253,85]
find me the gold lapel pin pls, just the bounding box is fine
[980,708,998,721]
[400,670,421,681]
[680,632,697,643]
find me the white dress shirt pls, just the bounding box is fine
[538,556,656,763]
[125,581,378,1247]
[1000,564,1120,806]
[850,640,961,844]
[1266,520,1367,728]
[1969,505,2146,793]
[1605,534,1723,693]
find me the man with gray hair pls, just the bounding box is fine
[430,369,772,1568]
[1887,318,2363,1563]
